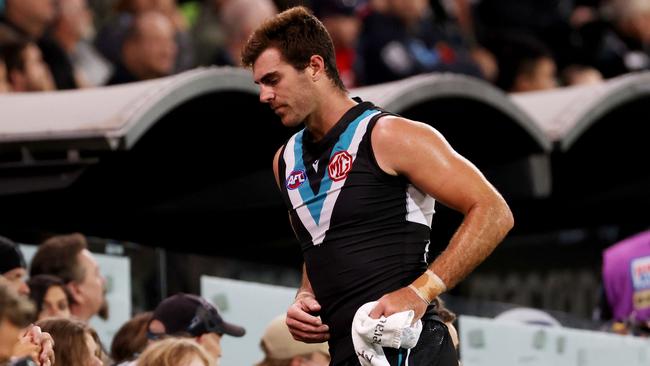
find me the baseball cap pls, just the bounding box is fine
[260,314,329,360]
[151,293,245,338]
[0,236,26,275]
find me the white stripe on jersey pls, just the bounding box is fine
[284,111,379,246]
[406,184,435,227]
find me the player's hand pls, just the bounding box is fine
[286,293,330,343]
[368,287,427,323]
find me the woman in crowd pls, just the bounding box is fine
[110,311,153,364]
[36,317,103,366]
[136,338,211,366]
[27,275,72,320]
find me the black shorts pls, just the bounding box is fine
[335,319,458,366]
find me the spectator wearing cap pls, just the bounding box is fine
[0,235,29,297]
[30,233,107,323]
[312,0,362,89]
[147,293,245,365]
[0,277,57,366]
[256,314,330,366]
[0,280,36,364]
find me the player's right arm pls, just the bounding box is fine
[273,147,330,343]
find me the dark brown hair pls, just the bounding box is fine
[27,274,75,314]
[36,317,100,366]
[241,6,346,92]
[110,311,154,363]
[30,233,88,284]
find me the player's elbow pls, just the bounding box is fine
[495,195,514,235]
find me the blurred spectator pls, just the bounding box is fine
[489,34,557,93]
[27,275,73,321]
[357,0,483,86]
[147,293,245,365]
[561,64,603,86]
[37,317,104,366]
[0,280,36,364]
[473,0,577,70]
[213,0,277,67]
[110,312,153,365]
[256,314,330,366]
[0,236,29,297]
[106,11,177,85]
[602,230,650,335]
[40,0,97,89]
[579,0,650,78]
[433,296,459,351]
[0,0,56,41]
[0,41,56,92]
[137,338,212,366]
[312,0,361,88]
[30,233,107,323]
[0,57,11,92]
[190,0,227,66]
[95,0,193,73]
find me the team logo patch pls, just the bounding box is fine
[328,151,353,182]
[286,170,307,190]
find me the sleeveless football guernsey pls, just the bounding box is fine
[278,101,435,363]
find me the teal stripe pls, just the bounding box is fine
[292,109,379,226]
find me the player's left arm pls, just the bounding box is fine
[369,116,514,319]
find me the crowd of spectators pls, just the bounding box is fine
[1,0,650,94]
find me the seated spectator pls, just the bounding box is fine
[147,293,245,365]
[0,41,56,92]
[312,0,361,88]
[27,275,73,321]
[0,0,56,41]
[561,64,603,86]
[0,280,36,364]
[433,297,460,351]
[602,230,650,335]
[106,11,178,85]
[489,34,557,92]
[0,236,29,297]
[30,233,107,323]
[212,0,277,67]
[36,317,103,366]
[0,57,11,92]
[95,0,193,72]
[256,314,329,366]
[587,0,650,77]
[357,0,483,86]
[40,0,97,89]
[137,338,212,366]
[110,312,153,365]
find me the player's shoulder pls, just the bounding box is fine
[373,115,436,142]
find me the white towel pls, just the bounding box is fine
[351,301,423,366]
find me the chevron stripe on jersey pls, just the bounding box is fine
[283,109,381,246]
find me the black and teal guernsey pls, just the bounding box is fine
[278,101,435,364]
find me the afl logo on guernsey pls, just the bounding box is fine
[286,170,307,190]
[328,151,353,181]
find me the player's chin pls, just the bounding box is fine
[281,115,302,127]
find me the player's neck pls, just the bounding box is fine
[305,91,357,141]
